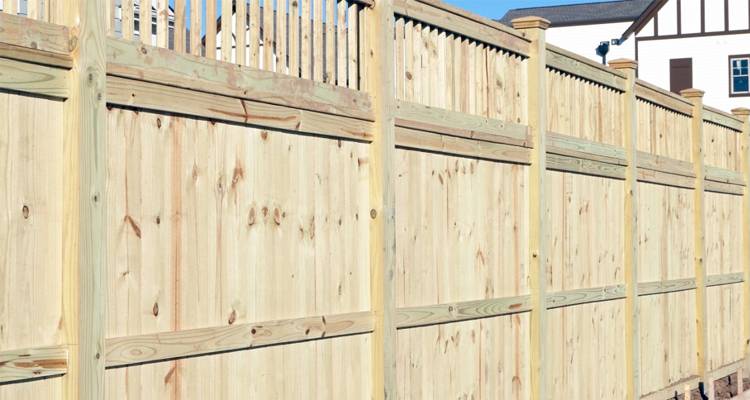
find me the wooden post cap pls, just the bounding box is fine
[511,16,551,30]
[680,88,705,99]
[731,107,750,117]
[609,59,638,70]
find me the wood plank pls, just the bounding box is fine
[395,100,530,147]
[347,2,358,89]
[545,285,626,309]
[395,126,531,164]
[637,167,696,189]
[263,0,273,70]
[156,0,169,48]
[190,0,202,55]
[250,0,260,68]
[206,0,217,58]
[635,79,693,116]
[393,0,530,56]
[106,75,374,142]
[0,41,72,69]
[683,88,709,382]
[301,0,311,78]
[638,278,697,296]
[0,56,69,98]
[174,0,186,53]
[704,106,744,132]
[62,0,108,398]
[314,0,323,81]
[395,296,532,329]
[546,44,627,91]
[546,153,627,180]
[276,0,286,72]
[705,179,744,195]
[364,2,398,397]
[121,0,134,40]
[325,0,335,83]
[105,311,374,368]
[0,346,69,384]
[236,0,246,65]
[512,17,548,400]
[336,0,346,85]
[547,131,627,165]
[612,59,641,400]
[705,165,746,186]
[106,37,374,121]
[706,273,744,288]
[734,107,750,372]
[221,0,232,61]
[0,12,71,56]
[638,151,696,178]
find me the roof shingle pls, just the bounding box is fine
[499,0,654,27]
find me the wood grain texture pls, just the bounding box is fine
[0,346,68,384]
[546,153,627,179]
[106,76,373,142]
[0,91,65,400]
[393,0,529,57]
[106,312,374,368]
[0,12,71,57]
[62,0,108,398]
[637,98,693,162]
[635,79,693,116]
[546,44,627,91]
[395,126,531,164]
[396,100,531,147]
[396,296,531,329]
[106,38,374,121]
[0,57,69,98]
[704,106,744,132]
[546,285,626,309]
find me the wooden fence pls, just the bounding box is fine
[0,0,749,399]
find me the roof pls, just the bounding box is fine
[499,0,655,27]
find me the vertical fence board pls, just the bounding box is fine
[276,0,287,73]
[190,0,202,55]
[206,0,217,59]
[174,0,186,53]
[221,0,232,61]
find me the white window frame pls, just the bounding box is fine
[730,55,750,97]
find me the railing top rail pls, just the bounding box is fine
[393,0,530,57]
[635,78,693,115]
[546,43,627,91]
[703,105,744,132]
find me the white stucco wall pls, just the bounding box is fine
[545,21,636,64]
[637,33,750,110]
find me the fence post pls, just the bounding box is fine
[363,1,397,399]
[733,107,750,380]
[682,88,710,398]
[511,16,550,400]
[61,0,108,399]
[610,59,641,400]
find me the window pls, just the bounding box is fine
[730,55,750,97]
[670,58,693,94]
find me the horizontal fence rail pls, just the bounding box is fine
[0,2,750,400]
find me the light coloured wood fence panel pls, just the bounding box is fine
[396,315,530,400]
[638,291,698,396]
[706,284,744,372]
[703,121,742,172]
[545,171,624,292]
[636,99,693,162]
[104,106,371,397]
[547,301,626,399]
[395,149,530,308]
[106,333,371,399]
[394,15,528,124]
[638,182,695,281]
[705,192,743,276]
[0,91,64,400]
[546,69,623,147]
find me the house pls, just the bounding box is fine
[501,0,750,110]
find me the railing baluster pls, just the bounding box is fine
[123,0,134,40]
[325,0,334,84]
[336,0,346,86]
[289,0,299,76]
[313,0,323,81]
[250,0,260,68]
[301,0,311,78]
[221,0,232,61]
[174,0,186,53]
[206,0,217,58]
[157,0,168,48]
[346,2,357,89]
[140,0,151,45]
[263,0,273,71]
[277,0,287,73]
[236,0,247,65]
[190,0,202,55]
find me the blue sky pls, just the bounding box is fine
[446,0,596,19]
